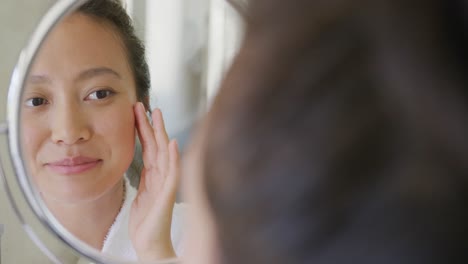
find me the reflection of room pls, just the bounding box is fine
[123,0,245,198]
[123,0,244,150]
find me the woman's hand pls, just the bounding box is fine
[129,102,180,261]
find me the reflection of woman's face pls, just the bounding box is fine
[21,13,137,203]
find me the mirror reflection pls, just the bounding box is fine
[15,0,242,261]
[21,1,182,260]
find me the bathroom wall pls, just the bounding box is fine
[130,0,244,149]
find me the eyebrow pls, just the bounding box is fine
[27,67,122,85]
[76,67,122,82]
[27,74,52,84]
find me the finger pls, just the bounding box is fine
[135,102,159,171]
[152,108,170,149]
[135,169,147,202]
[152,109,170,171]
[143,140,179,226]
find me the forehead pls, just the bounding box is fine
[29,13,132,81]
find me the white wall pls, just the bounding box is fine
[129,0,244,150]
[206,0,245,105]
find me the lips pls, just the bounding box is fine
[46,156,102,175]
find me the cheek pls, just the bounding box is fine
[94,103,136,161]
[183,151,220,264]
[20,116,47,163]
[184,180,220,264]
[19,115,49,184]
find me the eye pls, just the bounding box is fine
[25,97,48,107]
[86,89,114,100]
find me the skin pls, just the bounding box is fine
[181,119,219,264]
[21,13,178,260]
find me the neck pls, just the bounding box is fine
[43,179,125,250]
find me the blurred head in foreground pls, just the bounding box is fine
[183,0,468,263]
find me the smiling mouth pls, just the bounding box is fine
[45,158,102,175]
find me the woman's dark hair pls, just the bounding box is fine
[78,0,150,110]
[202,0,468,263]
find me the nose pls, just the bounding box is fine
[50,102,91,145]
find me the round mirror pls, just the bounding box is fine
[2,0,244,263]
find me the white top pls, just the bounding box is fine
[77,178,185,263]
